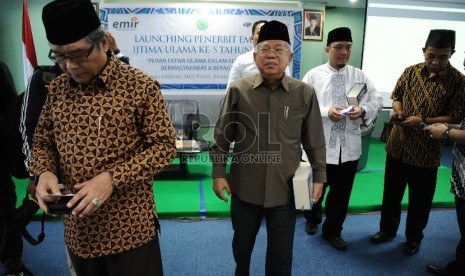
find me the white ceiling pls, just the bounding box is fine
[200,0,465,9]
[324,0,366,9]
[204,0,366,8]
[278,0,366,9]
[304,0,465,9]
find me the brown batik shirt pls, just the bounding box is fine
[30,55,176,258]
[386,62,465,168]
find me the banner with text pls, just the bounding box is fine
[100,4,302,90]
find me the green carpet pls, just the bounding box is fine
[350,140,454,212]
[14,139,454,219]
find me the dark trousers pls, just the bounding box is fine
[231,195,296,276]
[68,236,163,276]
[0,173,24,274]
[379,154,437,242]
[445,196,465,273]
[303,160,358,237]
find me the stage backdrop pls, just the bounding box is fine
[100,3,302,90]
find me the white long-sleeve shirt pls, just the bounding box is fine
[302,62,383,164]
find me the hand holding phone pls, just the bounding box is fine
[391,116,404,124]
[47,194,75,200]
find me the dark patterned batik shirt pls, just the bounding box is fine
[386,62,465,168]
[30,55,176,258]
[452,119,465,199]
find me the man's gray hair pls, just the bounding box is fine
[86,26,106,49]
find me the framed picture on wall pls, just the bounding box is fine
[303,10,324,41]
[92,2,99,14]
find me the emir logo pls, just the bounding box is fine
[112,16,139,29]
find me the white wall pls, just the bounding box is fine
[363,0,465,107]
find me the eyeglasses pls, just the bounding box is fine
[48,43,96,64]
[257,47,288,56]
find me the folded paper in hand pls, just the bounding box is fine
[347,83,367,106]
[339,105,354,115]
[292,161,313,210]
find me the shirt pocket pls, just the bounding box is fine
[280,107,305,140]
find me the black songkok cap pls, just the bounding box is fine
[257,20,290,44]
[310,14,317,20]
[42,0,101,45]
[425,29,455,50]
[327,27,352,46]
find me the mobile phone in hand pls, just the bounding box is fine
[391,117,404,124]
[46,194,76,214]
[47,194,75,200]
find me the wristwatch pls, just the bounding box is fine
[360,107,366,118]
[442,127,451,141]
[420,116,427,129]
[113,49,125,59]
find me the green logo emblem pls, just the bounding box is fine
[197,18,208,30]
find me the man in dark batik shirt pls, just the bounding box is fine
[371,29,465,257]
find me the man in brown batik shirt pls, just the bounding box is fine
[371,29,465,257]
[30,0,176,275]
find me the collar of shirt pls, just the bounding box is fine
[325,62,348,73]
[420,62,452,79]
[253,73,290,93]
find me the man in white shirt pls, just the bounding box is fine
[227,20,290,85]
[301,27,383,250]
